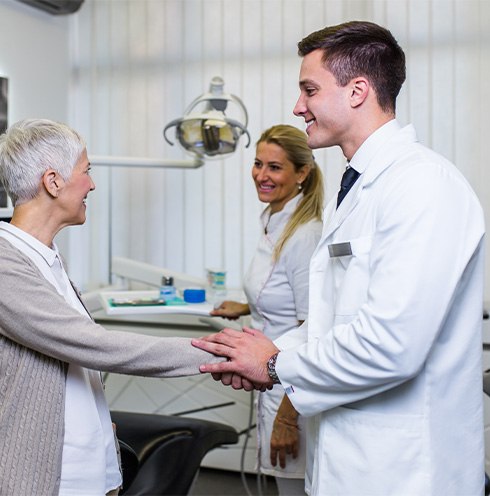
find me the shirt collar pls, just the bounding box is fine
[0,221,60,267]
[349,119,401,174]
[260,193,303,234]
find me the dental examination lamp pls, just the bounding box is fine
[90,77,250,169]
[163,76,250,159]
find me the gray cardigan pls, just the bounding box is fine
[0,238,221,495]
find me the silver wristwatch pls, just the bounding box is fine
[267,352,281,384]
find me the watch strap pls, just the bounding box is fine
[267,352,281,384]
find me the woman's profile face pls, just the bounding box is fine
[252,141,306,214]
[57,148,95,227]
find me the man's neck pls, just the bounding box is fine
[342,112,395,161]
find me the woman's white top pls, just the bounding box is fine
[0,222,121,495]
[243,194,322,478]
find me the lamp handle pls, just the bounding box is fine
[225,117,251,148]
[162,118,182,146]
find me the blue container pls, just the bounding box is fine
[183,288,206,303]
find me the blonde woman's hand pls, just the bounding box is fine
[270,395,300,468]
[210,301,250,320]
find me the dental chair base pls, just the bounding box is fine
[111,410,238,495]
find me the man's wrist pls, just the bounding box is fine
[267,352,281,384]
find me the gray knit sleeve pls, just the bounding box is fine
[0,239,224,377]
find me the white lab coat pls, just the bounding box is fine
[244,194,322,478]
[275,121,485,496]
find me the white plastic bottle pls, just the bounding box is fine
[159,276,176,301]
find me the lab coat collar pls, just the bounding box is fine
[260,193,303,241]
[351,121,419,188]
[349,119,401,175]
[322,121,418,239]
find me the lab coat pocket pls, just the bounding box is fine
[331,235,373,317]
[319,406,426,495]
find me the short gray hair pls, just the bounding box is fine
[0,119,86,206]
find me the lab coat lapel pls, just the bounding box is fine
[319,173,365,244]
[320,124,418,243]
[323,175,364,237]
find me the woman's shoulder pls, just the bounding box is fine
[294,218,323,237]
[283,219,323,253]
[0,237,32,267]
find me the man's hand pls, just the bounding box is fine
[192,327,279,387]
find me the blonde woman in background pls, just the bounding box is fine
[211,124,324,495]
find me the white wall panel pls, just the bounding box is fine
[68,0,490,301]
[478,3,490,273]
[145,1,167,269]
[0,0,70,120]
[221,1,247,289]
[261,0,284,127]
[430,1,455,159]
[181,1,206,279]
[202,0,226,275]
[453,2,481,183]
[407,1,431,144]
[282,1,306,124]
[237,0,266,282]
[160,1,186,272]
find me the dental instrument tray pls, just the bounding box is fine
[109,297,167,307]
[100,290,214,316]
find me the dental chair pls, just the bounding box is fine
[111,410,238,495]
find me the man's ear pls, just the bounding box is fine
[350,77,369,108]
[42,169,64,198]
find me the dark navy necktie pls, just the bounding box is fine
[336,166,360,208]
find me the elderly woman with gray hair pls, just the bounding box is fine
[0,118,222,496]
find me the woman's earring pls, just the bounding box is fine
[297,182,302,190]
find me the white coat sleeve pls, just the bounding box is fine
[274,320,309,350]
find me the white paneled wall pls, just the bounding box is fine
[0,0,70,128]
[67,0,490,299]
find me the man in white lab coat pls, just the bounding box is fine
[193,21,485,495]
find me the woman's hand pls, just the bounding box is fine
[270,395,300,469]
[210,300,250,320]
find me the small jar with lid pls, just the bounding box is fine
[159,276,177,301]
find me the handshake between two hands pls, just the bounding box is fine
[191,327,280,391]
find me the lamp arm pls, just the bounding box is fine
[89,155,204,169]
